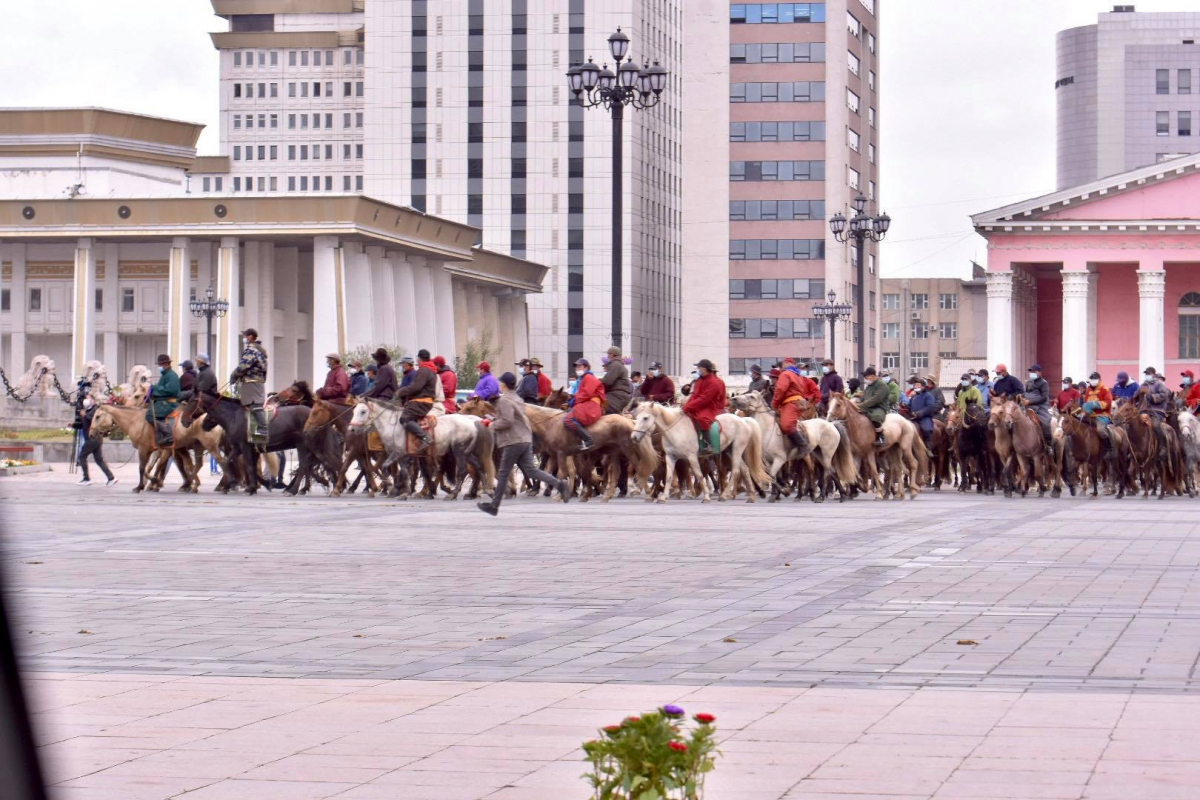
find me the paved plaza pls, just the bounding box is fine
[6,462,1200,798]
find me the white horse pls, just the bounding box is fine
[1178,408,1200,495]
[630,402,770,503]
[349,399,492,499]
[729,391,857,502]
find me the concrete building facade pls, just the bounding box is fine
[727,0,881,377]
[1057,5,1200,190]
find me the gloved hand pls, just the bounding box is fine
[1082,401,1100,413]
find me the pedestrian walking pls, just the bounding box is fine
[74,397,117,487]
[477,372,569,515]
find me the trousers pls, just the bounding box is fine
[483,443,559,512]
[78,436,114,482]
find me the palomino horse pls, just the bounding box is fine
[826,392,926,500]
[990,399,1049,497]
[349,399,492,500]
[89,405,180,492]
[147,412,229,493]
[630,402,770,503]
[728,391,856,502]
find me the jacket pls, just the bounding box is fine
[684,373,727,429]
[748,376,770,396]
[601,360,632,413]
[1082,384,1114,420]
[886,380,901,409]
[365,363,398,400]
[1054,387,1080,411]
[439,367,458,413]
[772,368,819,409]
[859,378,890,425]
[194,365,217,397]
[149,368,181,419]
[536,371,553,400]
[955,384,983,411]
[909,389,938,432]
[1140,379,1171,417]
[992,374,1024,399]
[568,371,606,426]
[75,404,97,437]
[232,341,268,384]
[640,374,676,404]
[1186,382,1200,411]
[395,365,438,402]
[179,369,196,393]
[350,371,370,397]
[516,372,540,403]
[1112,380,1140,402]
[1024,376,1051,409]
[977,380,993,407]
[316,364,350,402]
[491,391,534,448]
[819,371,844,402]
[472,372,500,401]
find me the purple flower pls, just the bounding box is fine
[662,704,685,717]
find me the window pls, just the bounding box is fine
[233,83,241,98]
[911,322,929,339]
[355,81,364,97]
[882,293,900,309]
[847,88,860,114]
[202,176,211,192]
[270,113,277,128]
[343,175,351,191]
[1157,68,1170,94]
[909,352,929,371]
[1181,111,1192,137]
[869,143,876,163]
[288,176,296,191]
[233,146,241,161]
[1181,69,1193,95]
[730,160,825,182]
[729,199,826,220]
[881,353,899,370]
[911,293,928,309]
[300,50,308,66]
[1158,111,1170,136]
[356,112,363,128]
[1180,293,1200,358]
[939,322,958,339]
[869,107,876,127]
[121,288,134,312]
[28,288,40,311]
[869,70,876,91]
[882,322,899,339]
[868,31,876,53]
[729,240,826,260]
[846,10,861,37]
[848,167,860,190]
[939,293,958,310]
[730,3,827,24]
[847,128,860,152]
[271,51,278,66]
[939,351,958,360]
[848,50,860,76]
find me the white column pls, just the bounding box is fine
[495,291,516,368]
[390,251,416,351]
[71,238,97,381]
[429,260,457,360]
[511,292,530,363]
[256,243,276,358]
[311,235,345,380]
[101,243,120,375]
[1137,262,1166,374]
[273,246,298,383]
[986,271,1014,370]
[343,243,374,349]
[215,237,241,385]
[368,246,396,345]
[8,244,26,374]
[1061,270,1090,383]
[167,237,191,367]
[1086,271,1099,374]
[410,256,435,354]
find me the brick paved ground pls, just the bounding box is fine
[7,462,1200,798]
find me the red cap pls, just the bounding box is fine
[1183,370,1196,379]
[433,355,446,367]
[769,368,781,378]
[477,361,490,372]
[781,357,795,366]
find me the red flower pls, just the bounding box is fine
[668,741,688,752]
[624,717,641,724]
[694,713,716,724]
[603,725,623,736]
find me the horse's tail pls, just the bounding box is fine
[832,422,858,487]
[742,422,772,492]
[911,422,931,485]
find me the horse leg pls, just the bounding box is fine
[657,455,676,504]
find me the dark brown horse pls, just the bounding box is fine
[1060,403,1113,498]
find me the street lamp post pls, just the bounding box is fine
[188,283,229,361]
[829,193,891,374]
[812,289,853,365]
[566,30,668,350]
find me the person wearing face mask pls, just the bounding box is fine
[1081,371,1115,464]
[859,368,890,446]
[529,357,552,403]
[772,358,819,452]
[515,359,541,404]
[348,360,369,397]
[680,367,700,397]
[974,369,993,408]
[747,364,769,396]
[392,354,438,451]
[1055,375,1080,412]
[146,354,180,447]
[1111,370,1138,404]
[908,375,937,455]
[1182,370,1200,412]
[899,375,918,414]
[600,346,632,415]
[469,361,500,402]
[74,396,118,487]
[315,353,351,403]
[991,363,1023,401]
[818,359,844,412]
[880,369,901,412]
[683,359,727,456]
[923,376,946,420]
[1023,363,1054,457]
[955,373,982,411]
[564,358,605,451]
[639,361,676,404]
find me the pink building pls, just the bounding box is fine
[972,154,1200,387]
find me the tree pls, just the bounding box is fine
[342,345,406,368]
[454,330,498,389]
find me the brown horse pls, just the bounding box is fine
[826,392,926,500]
[948,404,992,494]
[523,404,655,501]
[991,399,1048,497]
[1060,404,1112,498]
[1114,403,1185,499]
[89,404,181,492]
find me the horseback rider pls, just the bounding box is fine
[393,354,437,451]
[315,353,350,403]
[772,357,819,452]
[471,361,500,402]
[515,359,540,404]
[179,360,197,394]
[364,348,397,399]
[818,359,844,414]
[1081,370,1115,457]
[881,368,901,412]
[639,361,676,404]
[991,363,1023,400]
[231,328,270,448]
[1055,376,1080,412]
[1023,363,1054,458]
[1138,366,1172,456]
[601,346,632,414]
[955,373,982,411]
[1183,370,1200,412]
[909,377,937,456]
[564,357,605,452]
[147,354,180,447]
[433,355,457,413]
[179,352,215,402]
[348,360,369,397]
[747,364,769,397]
[684,359,727,456]
[1111,371,1139,404]
[974,369,994,407]
[531,357,552,403]
[859,367,890,447]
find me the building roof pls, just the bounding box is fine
[0,108,204,171]
[210,0,360,16]
[971,151,1200,230]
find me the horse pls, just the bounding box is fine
[542,387,570,409]
[1114,402,1186,499]
[349,399,492,500]
[1059,404,1112,499]
[728,391,856,503]
[948,403,992,495]
[89,405,180,492]
[188,391,314,495]
[990,399,1049,498]
[147,412,229,493]
[1177,409,1200,496]
[929,418,952,490]
[523,404,655,500]
[630,402,769,503]
[826,392,926,500]
[276,381,371,496]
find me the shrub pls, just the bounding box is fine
[582,705,719,800]
[454,330,499,390]
[342,345,407,368]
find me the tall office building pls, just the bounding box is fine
[1058,5,1200,190]
[727,1,880,377]
[207,1,690,377]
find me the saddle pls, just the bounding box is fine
[367,431,384,452]
[1024,408,1041,427]
[405,415,438,454]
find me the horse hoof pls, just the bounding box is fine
[934,485,942,492]
[655,497,666,504]
[1051,488,1061,498]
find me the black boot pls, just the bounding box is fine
[873,425,886,447]
[787,430,807,452]
[402,420,432,451]
[571,425,593,452]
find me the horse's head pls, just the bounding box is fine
[631,403,658,442]
[277,380,313,406]
[728,392,759,414]
[306,402,333,430]
[348,402,371,430]
[825,391,846,421]
[178,395,202,427]
[90,407,118,437]
[545,387,569,409]
[459,397,493,418]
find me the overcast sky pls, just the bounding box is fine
[2,1,1195,280]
